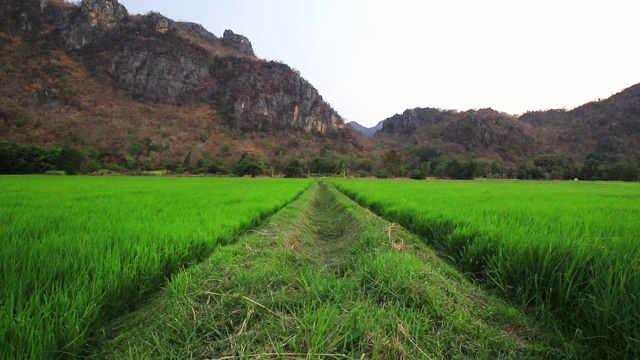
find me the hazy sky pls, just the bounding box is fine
[121,0,639,127]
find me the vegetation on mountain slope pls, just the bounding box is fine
[0,0,375,176]
[371,93,639,180]
[0,0,638,180]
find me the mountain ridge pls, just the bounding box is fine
[0,0,638,180]
[372,82,639,169]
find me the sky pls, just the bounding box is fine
[121,0,640,127]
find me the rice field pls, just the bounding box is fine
[331,179,640,358]
[2,176,638,358]
[0,176,310,359]
[89,181,572,359]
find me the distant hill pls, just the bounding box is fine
[519,83,640,163]
[374,107,544,165]
[347,120,384,137]
[374,83,640,170]
[0,0,637,179]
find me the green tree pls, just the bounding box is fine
[335,160,347,176]
[0,141,19,173]
[127,141,145,159]
[207,161,232,175]
[581,158,601,180]
[444,158,464,179]
[381,149,403,178]
[146,141,168,156]
[284,158,305,178]
[183,151,193,169]
[516,167,530,180]
[460,159,479,180]
[162,161,178,173]
[533,154,575,179]
[56,146,86,175]
[409,163,427,180]
[489,161,505,178]
[309,157,336,175]
[234,153,264,177]
[196,158,211,174]
[608,161,639,181]
[413,146,441,163]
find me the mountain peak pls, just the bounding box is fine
[81,0,128,29]
[222,29,255,57]
[38,0,131,49]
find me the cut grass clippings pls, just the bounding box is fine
[90,182,571,359]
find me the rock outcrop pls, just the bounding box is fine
[378,108,450,135]
[22,0,344,134]
[222,29,255,57]
[81,0,128,29]
[49,0,130,49]
[204,58,342,133]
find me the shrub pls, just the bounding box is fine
[56,146,86,175]
[284,158,305,178]
[233,153,265,177]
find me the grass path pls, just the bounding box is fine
[89,182,572,359]
[292,182,359,271]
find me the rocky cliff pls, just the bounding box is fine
[10,0,345,135]
[222,29,254,57]
[0,0,369,173]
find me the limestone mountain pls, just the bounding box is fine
[0,0,370,172]
[374,83,640,168]
[519,83,640,163]
[374,107,544,165]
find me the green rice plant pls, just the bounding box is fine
[331,179,640,358]
[0,176,310,359]
[91,182,568,359]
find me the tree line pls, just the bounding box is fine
[1,141,638,181]
[381,151,639,182]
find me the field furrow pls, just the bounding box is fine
[90,182,569,359]
[5,177,632,359]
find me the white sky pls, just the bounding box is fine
[121,0,640,127]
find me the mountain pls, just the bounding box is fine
[0,0,371,173]
[347,120,384,137]
[374,107,545,165]
[519,83,640,163]
[0,0,637,179]
[374,84,640,171]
